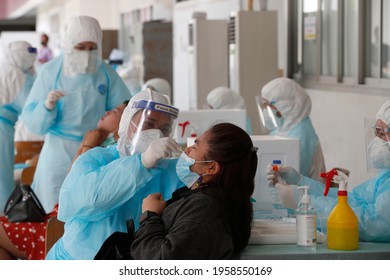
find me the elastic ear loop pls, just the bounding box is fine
[191,160,215,188]
[197,161,217,186]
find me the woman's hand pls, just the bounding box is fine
[83,129,109,148]
[142,193,166,215]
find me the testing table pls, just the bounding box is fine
[236,242,390,260]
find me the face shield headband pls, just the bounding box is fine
[28,47,37,54]
[131,100,179,119]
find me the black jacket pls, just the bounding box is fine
[131,187,234,259]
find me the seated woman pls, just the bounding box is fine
[0,102,127,260]
[131,122,258,259]
[46,89,183,260]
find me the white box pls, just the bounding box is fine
[174,109,246,145]
[250,135,300,206]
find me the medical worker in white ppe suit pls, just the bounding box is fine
[143,78,172,102]
[267,100,390,242]
[21,16,130,212]
[258,78,326,181]
[207,86,253,135]
[0,41,37,213]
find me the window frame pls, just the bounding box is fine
[287,0,390,95]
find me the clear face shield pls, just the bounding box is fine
[256,96,282,131]
[125,100,179,155]
[365,118,390,172]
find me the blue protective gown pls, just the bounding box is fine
[21,55,130,212]
[0,74,35,212]
[299,170,390,242]
[46,145,183,260]
[271,117,325,180]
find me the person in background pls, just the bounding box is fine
[21,15,131,213]
[37,33,53,65]
[131,123,258,259]
[0,102,128,260]
[46,89,182,260]
[258,77,326,181]
[207,86,253,135]
[267,100,390,242]
[118,54,144,96]
[108,48,124,68]
[144,78,172,103]
[0,41,37,212]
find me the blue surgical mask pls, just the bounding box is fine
[176,152,214,188]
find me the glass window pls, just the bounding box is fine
[291,0,390,88]
[302,0,318,75]
[321,0,338,76]
[383,0,390,78]
[365,0,381,78]
[343,0,358,77]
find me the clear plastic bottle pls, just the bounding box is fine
[296,186,317,252]
[270,160,284,207]
[272,160,286,185]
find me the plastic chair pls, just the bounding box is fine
[14,141,44,163]
[45,215,65,256]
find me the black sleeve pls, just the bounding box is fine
[131,195,233,260]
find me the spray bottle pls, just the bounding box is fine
[296,186,317,252]
[320,168,358,250]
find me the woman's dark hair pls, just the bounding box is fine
[203,123,258,252]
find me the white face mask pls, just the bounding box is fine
[367,137,390,170]
[128,129,163,155]
[64,49,100,76]
[117,129,163,157]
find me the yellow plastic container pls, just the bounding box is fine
[327,194,359,250]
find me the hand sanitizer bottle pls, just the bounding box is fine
[296,186,317,252]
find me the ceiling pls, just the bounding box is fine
[0,8,36,31]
